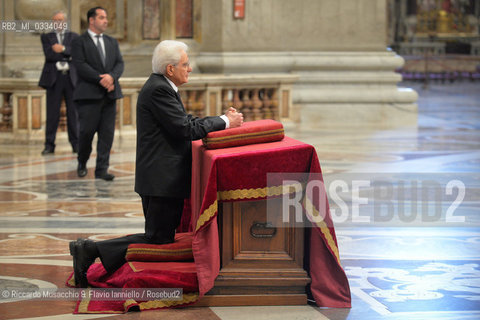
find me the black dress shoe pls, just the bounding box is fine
[95,173,115,181]
[41,148,54,155]
[69,238,97,288]
[77,163,87,177]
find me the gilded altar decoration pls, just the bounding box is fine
[416,0,477,36]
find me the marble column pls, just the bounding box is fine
[196,0,418,128]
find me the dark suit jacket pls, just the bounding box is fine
[71,31,124,101]
[38,31,78,89]
[135,74,226,198]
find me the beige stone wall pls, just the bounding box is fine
[201,0,387,52]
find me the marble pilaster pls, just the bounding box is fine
[196,0,417,128]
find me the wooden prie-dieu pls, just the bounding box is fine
[188,136,350,307]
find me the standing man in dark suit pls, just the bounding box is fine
[72,6,124,181]
[69,40,243,287]
[39,11,79,155]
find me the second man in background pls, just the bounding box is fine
[72,6,124,181]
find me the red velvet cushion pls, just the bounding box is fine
[202,119,284,149]
[125,232,193,262]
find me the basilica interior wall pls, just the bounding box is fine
[0,0,419,130]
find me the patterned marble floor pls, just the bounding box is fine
[0,81,479,319]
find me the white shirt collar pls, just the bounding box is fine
[163,75,178,92]
[87,28,102,39]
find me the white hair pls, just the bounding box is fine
[52,10,67,20]
[152,40,188,74]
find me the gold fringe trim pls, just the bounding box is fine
[195,200,218,231]
[303,196,341,266]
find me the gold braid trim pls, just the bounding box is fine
[195,200,218,231]
[127,248,192,255]
[77,289,199,313]
[77,288,91,313]
[194,183,303,232]
[135,292,199,310]
[204,128,284,143]
[67,274,76,287]
[123,299,138,309]
[129,261,142,272]
[218,187,267,200]
[303,196,341,266]
[77,288,123,314]
[218,182,304,201]
[195,183,304,231]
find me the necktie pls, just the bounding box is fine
[95,35,105,66]
[59,32,64,45]
[175,91,185,110]
[175,91,182,103]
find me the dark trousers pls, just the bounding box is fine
[76,97,116,176]
[96,196,184,273]
[45,72,78,150]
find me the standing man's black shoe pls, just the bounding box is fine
[69,238,98,288]
[77,162,87,177]
[95,172,115,181]
[41,147,54,155]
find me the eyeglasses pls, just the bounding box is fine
[173,62,190,69]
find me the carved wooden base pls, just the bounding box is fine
[202,199,310,306]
